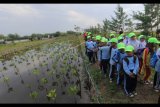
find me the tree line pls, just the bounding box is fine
[0,31,79,43]
[85,4,160,36]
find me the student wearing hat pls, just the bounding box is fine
[92,36,97,63]
[113,42,126,86]
[95,35,103,69]
[123,45,139,97]
[137,35,146,77]
[107,34,116,46]
[140,37,157,84]
[109,38,118,83]
[109,33,116,39]
[151,44,160,92]
[127,32,140,54]
[138,35,146,49]
[98,37,110,78]
[150,40,160,92]
[85,36,94,63]
[118,35,124,43]
[123,34,130,45]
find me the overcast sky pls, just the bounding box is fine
[0,4,144,36]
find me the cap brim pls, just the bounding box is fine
[118,47,125,49]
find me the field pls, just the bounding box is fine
[0,35,159,104]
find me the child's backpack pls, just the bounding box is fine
[123,55,137,65]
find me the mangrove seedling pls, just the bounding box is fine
[32,68,40,75]
[46,89,57,102]
[40,78,48,85]
[29,91,39,100]
[3,77,9,83]
[67,85,79,103]
[71,69,78,77]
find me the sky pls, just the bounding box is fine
[0,4,144,36]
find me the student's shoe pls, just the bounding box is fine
[109,79,113,83]
[133,91,137,96]
[154,89,160,92]
[149,81,153,85]
[128,93,134,98]
[144,81,149,85]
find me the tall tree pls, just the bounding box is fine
[133,4,160,36]
[124,18,135,32]
[109,4,129,33]
[102,18,111,34]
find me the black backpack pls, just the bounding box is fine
[123,55,137,65]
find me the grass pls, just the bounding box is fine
[0,35,78,60]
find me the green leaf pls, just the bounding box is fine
[46,89,57,101]
[29,91,38,99]
[32,69,40,75]
[40,78,48,84]
[3,77,9,83]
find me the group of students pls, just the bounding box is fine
[84,30,160,98]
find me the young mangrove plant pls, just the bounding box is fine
[3,76,13,93]
[29,91,39,100]
[67,85,79,103]
[46,89,57,102]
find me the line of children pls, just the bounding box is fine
[83,31,160,99]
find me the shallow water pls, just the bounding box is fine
[0,42,90,103]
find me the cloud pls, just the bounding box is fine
[0,4,41,18]
[122,4,144,16]
[67,10,101,28]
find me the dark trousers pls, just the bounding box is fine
[101,59,108,75]
[153,72,157,88]
[87,51,93,63]
[117,66,124,85]
[138,58,143,75]
[92,52,96,63]
[106,59,110,73]
[109,64,117,80]
[124,71,137,95]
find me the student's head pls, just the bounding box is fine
[110,34,115,39]
[109,38,118,47]
[147,37,158,51]
[156,29,160,40]
[118,35,124,43]
[125,45,134,56]
[96,35,102,43]
[101,38,107,46]
[129,32,136,40]
[117,42,125,52]
[92,37,96,41]
[138,35,145,42]
[87,36,91,41]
